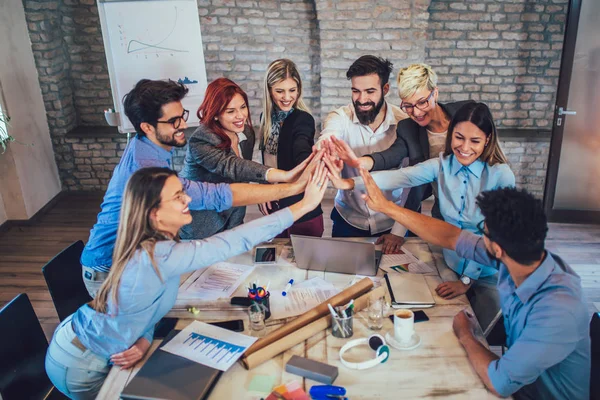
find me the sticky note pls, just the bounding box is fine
[248,375,277,394]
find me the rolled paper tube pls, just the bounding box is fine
[242,277,373,358]
[241,285,385,369]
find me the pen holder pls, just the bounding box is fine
[331,310,353,338]
[251,293,271,320]
[104,110,120,126]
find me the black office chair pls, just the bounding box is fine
[591,312,600,399]
[0,293,67,399]
[42,240,92,321]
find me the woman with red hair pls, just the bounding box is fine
[179,78,311,239]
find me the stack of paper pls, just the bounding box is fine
[178,262,255,301]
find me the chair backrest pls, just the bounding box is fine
[0,293,53,399]
[591,312,600,399]
[42,240,91,321]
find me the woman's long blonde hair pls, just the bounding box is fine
[91,167,176,314]
[260,59,310,146]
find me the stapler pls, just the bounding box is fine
[309,385,347,400]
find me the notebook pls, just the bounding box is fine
[120,330,222,400]
[384,273,436,309]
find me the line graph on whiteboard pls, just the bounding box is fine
[118,6,188,57]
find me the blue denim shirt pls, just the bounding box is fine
[456,230,591,399]
[354,153,515,279]
[73,208,293,360]
[80,135,233,271]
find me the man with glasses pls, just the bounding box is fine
[359,172,590,400]
[316,55,409,254]
[330,63,473,223]
[81,79,318,296]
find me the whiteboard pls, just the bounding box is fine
[98,0,207,133]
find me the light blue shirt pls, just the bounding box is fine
[81,135,234,271]
[354,153,515,279]
[456,230,590,399]
[73,208,294,360]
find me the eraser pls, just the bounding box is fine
[285,355,338,384]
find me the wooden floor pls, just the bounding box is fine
[1,191,599,340]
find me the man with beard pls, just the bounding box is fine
[360,169,590,400]
[316,56,408,253]
[81,79,318,296]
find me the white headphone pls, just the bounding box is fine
[339,334,390,370]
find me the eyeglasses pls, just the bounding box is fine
[164,190,189,205]
[156,109,189,129]
[400,89,435,114]
[476,220,491,239]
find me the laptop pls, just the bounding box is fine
[120,330,222,400]
[290,235,382,276]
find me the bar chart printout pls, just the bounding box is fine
[161,320,257,371]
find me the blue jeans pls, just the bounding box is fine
[45,316,110,399]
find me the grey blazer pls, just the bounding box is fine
[179,123,270,239]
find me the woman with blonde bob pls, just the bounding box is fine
[327,102,515,334]
[259,59,323,237]
[45,165,328,399]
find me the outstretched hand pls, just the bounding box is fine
[295,148,325,189]
[359,167,390,214]
[300,159,329,211]
[329,136,362,169]
[323,153,354,190]
[283,150,315,183]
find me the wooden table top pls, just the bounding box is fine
[98,238,502,399]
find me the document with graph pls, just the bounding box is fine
[161,321,257,371]
[179,262,254,301]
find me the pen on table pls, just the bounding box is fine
[282,278,294,296]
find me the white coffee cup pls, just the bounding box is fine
[393,309,415,343]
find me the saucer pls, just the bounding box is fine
[385,331,421,351]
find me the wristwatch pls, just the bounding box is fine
[460,275,472,285]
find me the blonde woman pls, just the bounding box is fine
[331,63,473,221]
[259,59,323,237]
[327,102,515,334]
[44,165,328,399]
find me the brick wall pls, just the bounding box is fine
[21,0,565,193]
[426,0,567,129]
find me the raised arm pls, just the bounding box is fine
[187,132,270,183]
[161,161,329,277]
[359,167,461,250]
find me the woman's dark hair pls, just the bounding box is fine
[123,79,189,135]
[346,55,393,87]
[444,102,508,166]
[477,187,548,265]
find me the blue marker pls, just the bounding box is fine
[282,279,294,296]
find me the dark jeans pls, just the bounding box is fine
[330,208,391,238]
[276,214,324,238]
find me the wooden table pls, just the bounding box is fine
[98,238,501,399]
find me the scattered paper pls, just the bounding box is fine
[179,262,254,301]
[161,320,257,371]
[379,247,435,274]
[294,276,333,289]
[269,284,339,319]
[350,274,383,288]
